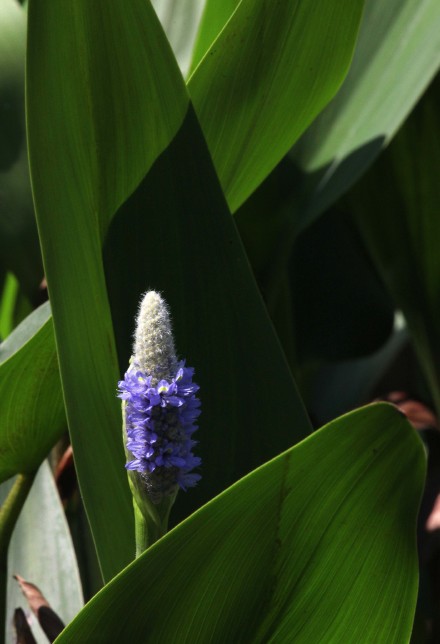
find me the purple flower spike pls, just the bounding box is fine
[118,292,201,504]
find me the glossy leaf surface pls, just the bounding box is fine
[188,0,365,212]
[57,404,425,644]
[289,0,440,230]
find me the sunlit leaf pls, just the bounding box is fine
[57,404,425,644]
[289,0,440,230]
[0,303,66,482]
[188,0,365,212]
[189,0,237,73]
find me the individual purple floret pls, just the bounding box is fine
[118,360,201,504]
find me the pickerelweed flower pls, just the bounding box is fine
[118,291,201,505]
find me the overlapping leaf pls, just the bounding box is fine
[0,303,66,482]
[1,462,83,643]
[151,0,206,77]
[289,0,440,230]
[188,0,365,212]
[350,79,440,414]
[188,0,237,72]
[104,106,311,527]
[26,0,190,580]
[56,404,425,643]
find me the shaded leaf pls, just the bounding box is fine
[289,0,440,230]
[104,106,312,526]
[309,325,409,424]
[26,0,191,579]
[290,208,395,363]
[350,78,440,414]
[0,0,42,296]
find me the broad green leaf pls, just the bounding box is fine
[0,0,42,296]
[234,0,440,328]
[349,79,440,415]
[188,0,365,212]
[26,0,191,580]
[188,0,238,73]
[151,0,206,77]
[1,462,83,644]
[27,0,189,238]
[104,106,312,526]
[289,0,440,230]
[56,403,425,643]
[0,303,66,482]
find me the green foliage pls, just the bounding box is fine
[25,0,191,580]
[188,0,365,212]
[104,106,312,529]
[0,0,438,640]
[1,463,83,642]
[0,303,65,481]
[351,78,440,414]
[289,0,440,230]
[57,404,425,644]
[152,0,205,76]
[0,0,41,297]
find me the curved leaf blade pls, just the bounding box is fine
[188,0,365,212]
[104,106,312,526]
[56,403,425,643]
[0,304,66,482]
[2,462,83,644]
[350,79,440,414]
[289,0,440,229]
[26,0,190,580]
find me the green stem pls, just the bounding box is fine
[0,472,36,644]
[133,490,176,557]
[133,502,161,557]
